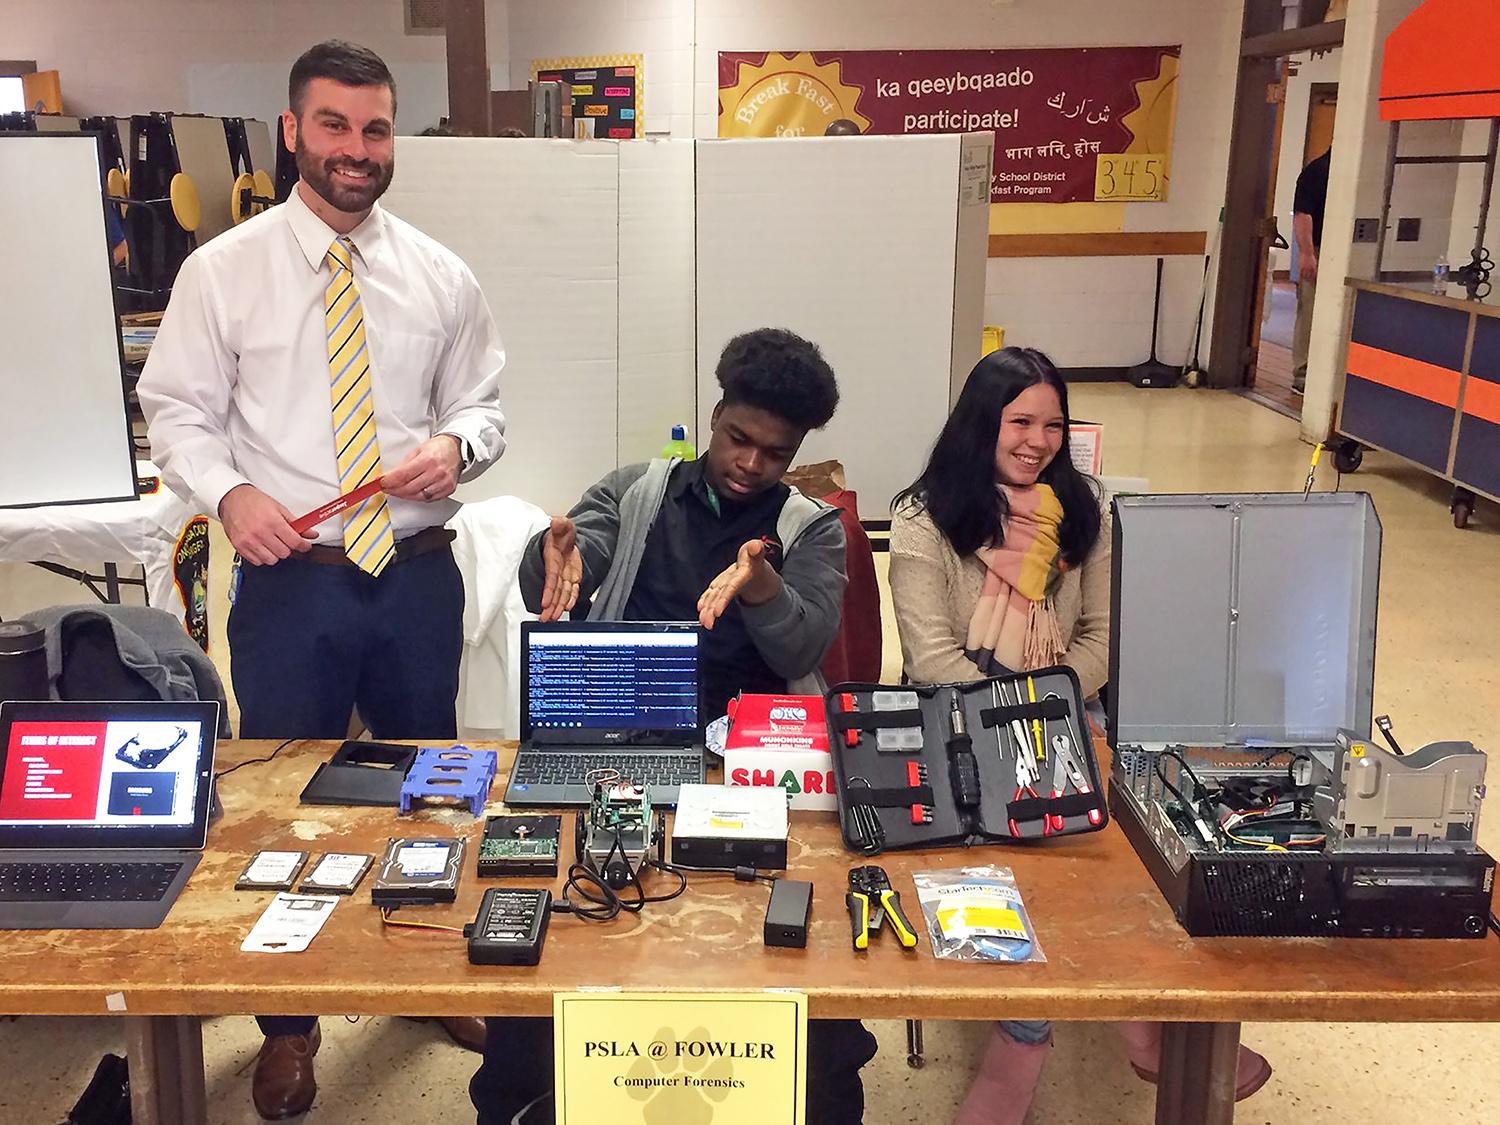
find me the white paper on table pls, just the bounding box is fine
[241,893,339,953]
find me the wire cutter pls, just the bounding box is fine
[1047,733,1103,832]
[847,865,918,950]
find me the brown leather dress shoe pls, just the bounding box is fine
[252,1025,321,1120]
[418,1015,487,1053]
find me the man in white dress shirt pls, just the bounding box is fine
[139,40,503,1120]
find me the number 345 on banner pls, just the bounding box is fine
[1095,153,1169,202]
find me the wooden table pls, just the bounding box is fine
[7,740,1500,1125]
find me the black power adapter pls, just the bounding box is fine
[764,879,813,948]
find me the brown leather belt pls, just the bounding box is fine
[301,525,456,568]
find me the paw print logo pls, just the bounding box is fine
[624,1025,735,1125]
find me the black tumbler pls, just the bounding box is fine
[0,619,48,704]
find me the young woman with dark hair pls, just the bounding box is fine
[890,348,1272,1123]
[891,346,1107,694]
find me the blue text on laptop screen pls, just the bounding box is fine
[528,630,698,731]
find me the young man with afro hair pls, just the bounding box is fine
[472,328,879,1125]
[523,325,846,717]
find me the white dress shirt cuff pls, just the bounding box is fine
[438,420,505,483]
[199,463,254,519]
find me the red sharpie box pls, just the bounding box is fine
[724,694,836,811]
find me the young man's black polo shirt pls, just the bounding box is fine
[622,459,789,716]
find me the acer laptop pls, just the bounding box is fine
[504,621,705,807]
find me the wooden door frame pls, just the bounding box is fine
[1207,3,1345,388]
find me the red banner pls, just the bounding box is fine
[718,47,1180,204]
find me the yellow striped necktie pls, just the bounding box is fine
[325,236,394,576]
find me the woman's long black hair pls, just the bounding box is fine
[894,347,1102,565]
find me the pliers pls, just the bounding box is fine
[1047,732,1103,832]
[847,865,918,950]
[1010,733,1048,837]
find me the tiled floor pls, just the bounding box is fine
[3,383,1500,1123]
[1261,279,1296,350]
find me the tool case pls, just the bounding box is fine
[825,667,1107,854]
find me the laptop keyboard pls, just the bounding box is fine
[0,861,183,903]
[511,753,702,789]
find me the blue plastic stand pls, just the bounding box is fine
[399,745,498,817]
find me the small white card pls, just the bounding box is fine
[241,893,339,954]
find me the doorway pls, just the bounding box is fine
[1208,4,1344,407]
[1252,79,1338,413]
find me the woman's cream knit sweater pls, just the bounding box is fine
[888,502,1111,697]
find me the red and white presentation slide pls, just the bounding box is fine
[0,721,107,821]
[0,720,201,826]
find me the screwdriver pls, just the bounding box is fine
[946,690,981,811]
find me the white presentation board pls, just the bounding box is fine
[381,138,623,514]
[379,135,982,517]
[0,133,135,508]
[618,138,697,464]
[695,135,989,516]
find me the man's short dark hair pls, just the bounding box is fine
[824,118,861,136]
[289,40,397,117]
[715,328,839,432]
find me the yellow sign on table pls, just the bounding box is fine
[1094,153,1169,202]
[554,991,807,1125]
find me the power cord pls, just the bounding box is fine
[1253,747,1316,789]
[214,737,296,781]
[378,906,467,935]
[1155,749,1221,845]
[553,830,687,922]
[669,862,779,886]
[1154,749,1218,813]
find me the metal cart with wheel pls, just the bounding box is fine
[1336,281,1500,529]
[1335,8,1500,528]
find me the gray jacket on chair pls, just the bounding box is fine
[26,604,230,736]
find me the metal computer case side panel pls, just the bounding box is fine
[1109,493,1381,748]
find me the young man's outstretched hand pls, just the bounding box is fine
[697,538,780,630]
[538,516,583,622]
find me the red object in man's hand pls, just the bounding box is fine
[290,477,385,536]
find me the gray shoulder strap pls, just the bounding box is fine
[587,458,678,621]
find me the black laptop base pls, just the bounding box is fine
[503,750,705,808]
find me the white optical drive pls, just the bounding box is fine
[671,783,789,870]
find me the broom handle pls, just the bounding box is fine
[1150,257,1164,355]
